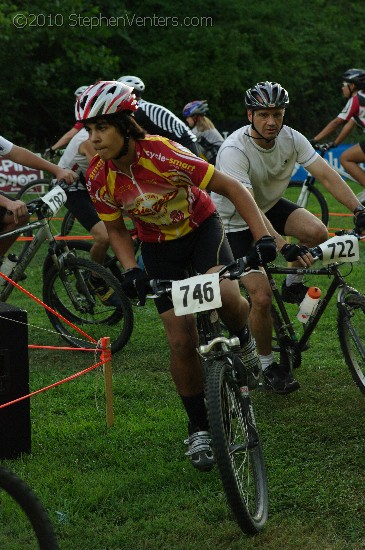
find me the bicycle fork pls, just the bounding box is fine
[197,313,259,452]
[47,241,96,313]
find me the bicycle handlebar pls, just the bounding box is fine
[26,181,69,216]
[149,230,364,296]
[307,230,364,261]
[149,257,250,297]
[313,143,333,155]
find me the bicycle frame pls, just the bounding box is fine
[0,215,68,301]
[289,144,330,219]
[294,177,317,208]
[265,262,352,353]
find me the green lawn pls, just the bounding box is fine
[1,181,365,549]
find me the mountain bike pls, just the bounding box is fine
[1,185,133,354]
[265,231,365,393]
[149,261,269,535]
[286,143,332,226]
[0,465,59,549]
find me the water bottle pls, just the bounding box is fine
[0,253,18,285]
[296,286,322,323]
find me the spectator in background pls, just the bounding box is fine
[117,75,200,155]
[182,100,224,165]
[311,68,365,202]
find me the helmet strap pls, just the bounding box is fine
[249,111,283,143]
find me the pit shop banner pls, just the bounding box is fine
[0,158,43,193]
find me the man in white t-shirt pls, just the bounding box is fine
[0,136,76,257]
[212,81,365,394]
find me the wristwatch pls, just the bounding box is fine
[353,205,365,216]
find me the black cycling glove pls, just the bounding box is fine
[246,235,277,268]
[121,267,149,306]
[354,210,365,234]
[281,243,310,262]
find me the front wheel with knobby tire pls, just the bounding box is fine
[338,291,365,395]
[205,359,268,535]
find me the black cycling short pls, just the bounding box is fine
[227,198,300,258]
[65,189,100,232]
[141,212,234,314]
[359,141,365,154]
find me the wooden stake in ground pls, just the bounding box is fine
[99,337,114,427]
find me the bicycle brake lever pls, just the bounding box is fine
[308,245,322,260]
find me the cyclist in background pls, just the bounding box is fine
[211,81,365,394]
[57,129,121,306]
[182,100,224,165]
[312,68,365,202]
[76,80,277,472]
[117,75,200,156]
[44,86,88,158]
[0,135,76,256]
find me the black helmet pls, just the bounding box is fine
[342,68,365,89]
[245,81,289,109]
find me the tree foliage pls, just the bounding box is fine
[1,0,365,147]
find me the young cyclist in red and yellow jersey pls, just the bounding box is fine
[76,81,277,472]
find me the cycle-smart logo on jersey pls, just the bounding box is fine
[12,12,214,29]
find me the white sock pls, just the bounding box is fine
[259,353,275,371]
[285,274,304,287]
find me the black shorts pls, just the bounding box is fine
[141,212,234,314]
[359,141,365,154]
[65,190,100,232]
[227,198,300,258]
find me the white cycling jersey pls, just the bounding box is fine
[0,136,13,157]
[337,91,365,130]
[211,124,318,232]
[58,128,90,191]
[58,128,90,175]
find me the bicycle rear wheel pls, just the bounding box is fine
[338,291,365,395]
[205,359,268,534]
[59,210,89,239]
[42,257,133,354]
[16,179,51,202]
[285,181,329,226]
[0,465,59,549]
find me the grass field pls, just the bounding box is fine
[0,180,365,549]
